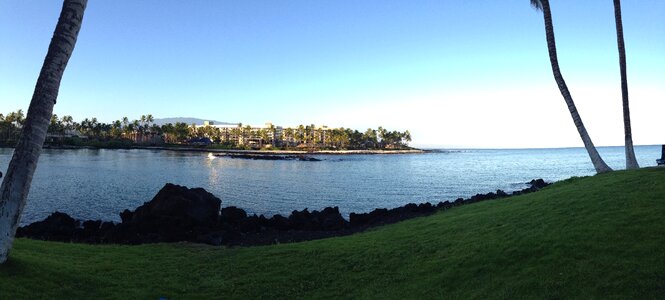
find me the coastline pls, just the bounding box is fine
[17,179,550,247]
[1,144,427,155]
[143,146,427,155]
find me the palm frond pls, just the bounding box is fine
[530,0,543,11]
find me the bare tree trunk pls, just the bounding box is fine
[540,0,612,173]
[0,0,87,264]
[613,0,639,169]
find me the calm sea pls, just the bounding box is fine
[0,145,661,225]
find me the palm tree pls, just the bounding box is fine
[161,123,175,143]
[132,119,140,142]
[174,122,190,143]
[48,114,62,135]
[0,0,87,264]
[16,110,25,126]
[5,111,16,141]
[612,0,638,169]
[531,0,612,173]
[4,110,26,141]
[284,127,294,147]
[111,120,123,138]
[297,125,305,144]
[309,124,317,145]
[90,117,100,138]
[364,128,378,148]
[231,124,242,146]
[257,128,269,147]
[145,114,154,136]
[268,123,276,146]
[62,115,74,132]
[243,125,252,146]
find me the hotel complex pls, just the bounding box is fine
[193,121,331,148]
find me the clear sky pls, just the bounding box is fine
[1,0,663,148]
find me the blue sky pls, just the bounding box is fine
[1,0,664,148]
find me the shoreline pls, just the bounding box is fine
[1,144,427,155]
[17,179,550,247]
[146,146,427,155]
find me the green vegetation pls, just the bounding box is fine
[1,168,664,298]
[0,110,412,150]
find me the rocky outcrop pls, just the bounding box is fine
[17,211,79,241]
[110,183,222,244]
[120,183,221,225]
[218,153,321,161]
[17,179,551,246]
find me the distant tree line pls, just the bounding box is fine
[0,110,412,150]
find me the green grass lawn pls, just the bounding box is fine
[2,168,665,299]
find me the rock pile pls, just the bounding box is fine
[18,179,551,246]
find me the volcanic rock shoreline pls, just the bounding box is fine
[17,179,550,247]
[215,153,322,161]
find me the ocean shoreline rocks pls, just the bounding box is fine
[215,153,322,161]
[17,179,551,246]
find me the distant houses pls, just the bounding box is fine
[191,121,289,148]
[190,121,411,150]
[1,110,411,150]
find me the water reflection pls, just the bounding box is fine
[0,145,661,225]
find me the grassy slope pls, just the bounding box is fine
[1,168,664,299]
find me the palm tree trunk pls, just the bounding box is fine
[613,0,639,169]
[0,0,87,264]
[539,0,612,173]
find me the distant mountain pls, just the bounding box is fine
[153,117,237,126]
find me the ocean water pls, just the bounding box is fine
[0,145,661,225]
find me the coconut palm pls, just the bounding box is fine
[403,130,412,146]
[111,120,123,138]
[0,0,87,264]
[174,122,190,143]
[612,0,638,169]
[146,114,154,135]
[231,124,242,146]
[284,127,294,147]
[4,111,17,141]
[90,117,100,137]
[243,125,252,145]
[132,119,141,142]
[531,0,612,173]
[268,123,276,146]
[258,128,269,147]
[62,115,74,132]
[297,125,305,144]
[48,114,64,135]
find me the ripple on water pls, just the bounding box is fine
[0,145,659,224]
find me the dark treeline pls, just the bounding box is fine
[0,110,413,150]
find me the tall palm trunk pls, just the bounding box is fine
[613,0,639,169]
[0,0,87,264]
[536,0,612,173]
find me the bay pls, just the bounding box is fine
[0,145,661,225]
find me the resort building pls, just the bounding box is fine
[192,121,332,148]
[193,121,287,147]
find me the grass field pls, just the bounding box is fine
[1,167,664,299]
